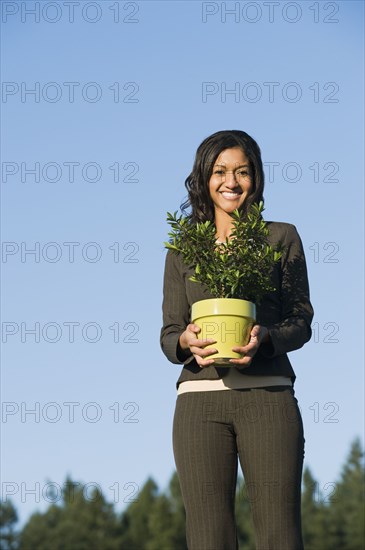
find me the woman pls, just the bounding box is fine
[160,130,314,550]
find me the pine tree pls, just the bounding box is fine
[301,466,329,550]
[18,477,122,550]
[119,477,158,549]
[165,471,187,549]
[235,475,256,549]
[327,438,365,550]
[0,500,19,550]
[147,494,176,550]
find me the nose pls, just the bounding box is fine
[224,171,238,188]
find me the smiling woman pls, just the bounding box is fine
[160,129,314,550]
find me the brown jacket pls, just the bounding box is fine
[160,222,314,389]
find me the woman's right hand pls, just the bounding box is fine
[179,324,218,368]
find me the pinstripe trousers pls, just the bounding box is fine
[172,386,305,550]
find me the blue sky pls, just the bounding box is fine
[1,0,364,526]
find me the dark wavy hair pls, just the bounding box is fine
[181,130,265,223]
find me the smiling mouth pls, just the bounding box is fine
[220,191,242,200]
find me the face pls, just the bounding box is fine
[208,147,253,216]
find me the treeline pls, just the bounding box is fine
[1,438,364,550]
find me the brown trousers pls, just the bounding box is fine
[172,386,305,550]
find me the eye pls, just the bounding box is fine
[236,170,249,178]
[214,169,225,175]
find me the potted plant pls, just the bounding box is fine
[164,201,284,365]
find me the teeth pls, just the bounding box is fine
[221,191,241,199]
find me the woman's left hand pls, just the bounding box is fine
[229,324,269,367]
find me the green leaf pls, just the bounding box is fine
[163,202,282,300]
